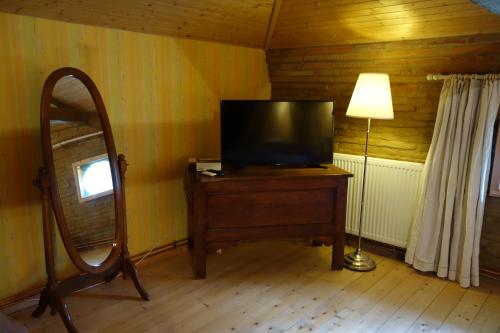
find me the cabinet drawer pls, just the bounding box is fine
[207,189,334,228]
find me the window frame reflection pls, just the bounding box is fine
[72,153,114,202]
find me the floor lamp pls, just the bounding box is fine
[344,73,394,271]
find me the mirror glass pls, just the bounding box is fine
[49,75,116,266]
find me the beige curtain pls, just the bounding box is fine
[405,74,500,287]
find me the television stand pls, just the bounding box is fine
[272,164,330,169]
[184,163,353,278]
[308,164,329,169]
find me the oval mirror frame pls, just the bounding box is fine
[40,67,123,274]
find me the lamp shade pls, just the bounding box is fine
[346,73,394,119]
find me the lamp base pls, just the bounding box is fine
[344,249,376,271]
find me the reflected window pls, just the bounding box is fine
[73,154,113,202]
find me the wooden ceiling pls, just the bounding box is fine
[1,0,499,49]
[0,0,274,48]
[271,0,500,48]
[52,76,96,113]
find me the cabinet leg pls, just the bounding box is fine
[193,241,207,279]
[332,233,345,270]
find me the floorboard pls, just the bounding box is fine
[6,240,500,333]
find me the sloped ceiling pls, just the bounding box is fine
[0,0,499,49]
[271,0,500,48]
[0,0,275,48]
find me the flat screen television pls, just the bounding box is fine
[220,100,334,168]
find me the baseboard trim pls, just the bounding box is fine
[345,234,500,283]
[345,233,406,261]
[479,267,500,282]
[0,238,189,313]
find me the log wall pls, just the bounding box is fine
[267,33,500,163]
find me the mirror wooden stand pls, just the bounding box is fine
[33,68,148,333]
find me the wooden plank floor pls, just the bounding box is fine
[8,240,500,332]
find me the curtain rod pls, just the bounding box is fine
[426,73,500,80]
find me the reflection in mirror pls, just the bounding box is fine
[49,75,116,266]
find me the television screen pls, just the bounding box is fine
[221,100,334,168]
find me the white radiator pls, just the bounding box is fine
[333,153,423,248]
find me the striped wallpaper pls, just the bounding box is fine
[0,12,270,301]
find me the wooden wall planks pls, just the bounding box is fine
[482,124,500,274]
[266,33,500,162]
[0,11,270,301]
[482,196,500,274]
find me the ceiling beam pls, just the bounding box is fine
[50,97,100,124]
[264,0,282,49]
[50,106,92,123]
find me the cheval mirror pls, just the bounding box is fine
[33,67,149,332]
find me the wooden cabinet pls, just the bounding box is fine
[184,163,352,278]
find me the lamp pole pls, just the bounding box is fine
[344,118,376,271]
[357,117,370,252]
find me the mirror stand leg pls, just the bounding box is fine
[50,290,78,333]
[123,257,149,300]
[32,287,78,333]
[104,270,120,282]
[118,154,149,301]
[32,287,50,317]
[34,168,78,332]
